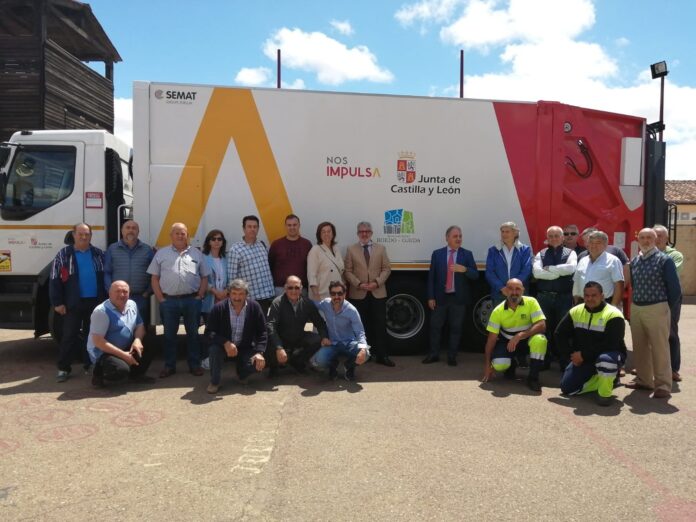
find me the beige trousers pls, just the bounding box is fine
[630,302,672,392]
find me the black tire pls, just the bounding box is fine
[466,276,492,352]
[386,272,429,355]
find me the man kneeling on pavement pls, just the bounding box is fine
[482,278,547,392]
[87,281,152,387]
[555,281,626,406]
[266,275,331,378]
[205,279,266,394]
[310,280,369,381]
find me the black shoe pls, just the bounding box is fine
[91,374,104,388]
[376,356,396,367]
[288,359,307,374]
[596,395,613,407]
[130,374,156,385]
[503,359,517,381]
[268,367,278,379]
[447,358,457,367]
[329,366,338,380]
[422,355,439,364]
[526,377,542,392]
[344,366,356,381]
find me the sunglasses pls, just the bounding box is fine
[210,237,224,241]
[330,291,345,296]
[563,232,578,236]
[285,286,301,290]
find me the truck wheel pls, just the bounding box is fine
[386,273,428,355]
[472,294,494,336]
[48,307,63,344]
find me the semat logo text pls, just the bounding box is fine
[154,89,197,104]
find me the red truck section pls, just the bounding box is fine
[493,101,645,253]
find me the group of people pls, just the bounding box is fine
[49,215,391,389]
[49,216,683,403]
[471,222,682,402]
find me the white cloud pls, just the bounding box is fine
[113,97,132,148]
[615,37,630,47]
[397,0,695,180]
[330,19,354,36]
[395,0,464,26]
[282,78,306,90]
[263,27,393,85]
[235,67,272,86]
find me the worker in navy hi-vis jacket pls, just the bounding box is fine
[556,281,627,406]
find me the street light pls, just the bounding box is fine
[650,60,668,142]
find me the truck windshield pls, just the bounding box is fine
[0,146,76,221]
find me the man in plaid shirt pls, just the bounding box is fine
[227,215,275,314]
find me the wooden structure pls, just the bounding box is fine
[0,0,121,142]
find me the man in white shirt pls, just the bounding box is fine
[572,231,624,307]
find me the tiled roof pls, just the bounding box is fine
[665,180,696,204]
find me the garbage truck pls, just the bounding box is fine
[0,82,668,352]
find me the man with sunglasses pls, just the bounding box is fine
[310,280,369,381]
[563,224,585,256]
[266,275,330,377]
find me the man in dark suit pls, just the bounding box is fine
[204,279,267,393]
[344,221,394,366]
[424,225,479,366]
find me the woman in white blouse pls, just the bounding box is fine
[307,221,344,300]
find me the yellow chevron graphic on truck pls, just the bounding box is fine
[157,88,293,246]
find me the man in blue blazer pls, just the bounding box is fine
[425,226,480,366]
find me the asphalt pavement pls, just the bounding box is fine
[1,307,695,521]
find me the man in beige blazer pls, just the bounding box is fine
[344,221,395,366]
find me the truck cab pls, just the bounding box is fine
[0,129,131,338]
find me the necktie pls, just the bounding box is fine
[446,249,455,292]
[363,244,370,265]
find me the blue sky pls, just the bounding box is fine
[86,0,696,179]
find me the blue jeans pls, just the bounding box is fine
[160,296,202,371]
[311,341,364,370]
[130,294,149,326]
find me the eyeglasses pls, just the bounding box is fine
[563,232,578,236]
[329,291,344,296]
[358,230,372,234]
[285,286,301,290]
[210,237,224,241]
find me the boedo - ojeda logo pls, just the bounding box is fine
[384,209,414,235]
[396,152,416,184]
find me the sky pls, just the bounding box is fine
[86,0,696,180]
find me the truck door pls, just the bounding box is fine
[0,142,84,333]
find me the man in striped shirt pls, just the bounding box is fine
[227,215,275,314]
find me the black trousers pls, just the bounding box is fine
[57,297,99,372]
[352,293,388,359]
[93,349,152,382]
[536,291,573,368]
[265,332,322,370]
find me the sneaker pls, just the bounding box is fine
[201,357,210,370]
[56,370,69,383]
[207,383,219,394]
[328,366,338,380]
[344,366,356,381]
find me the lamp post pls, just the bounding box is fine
[650,61,668,142]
